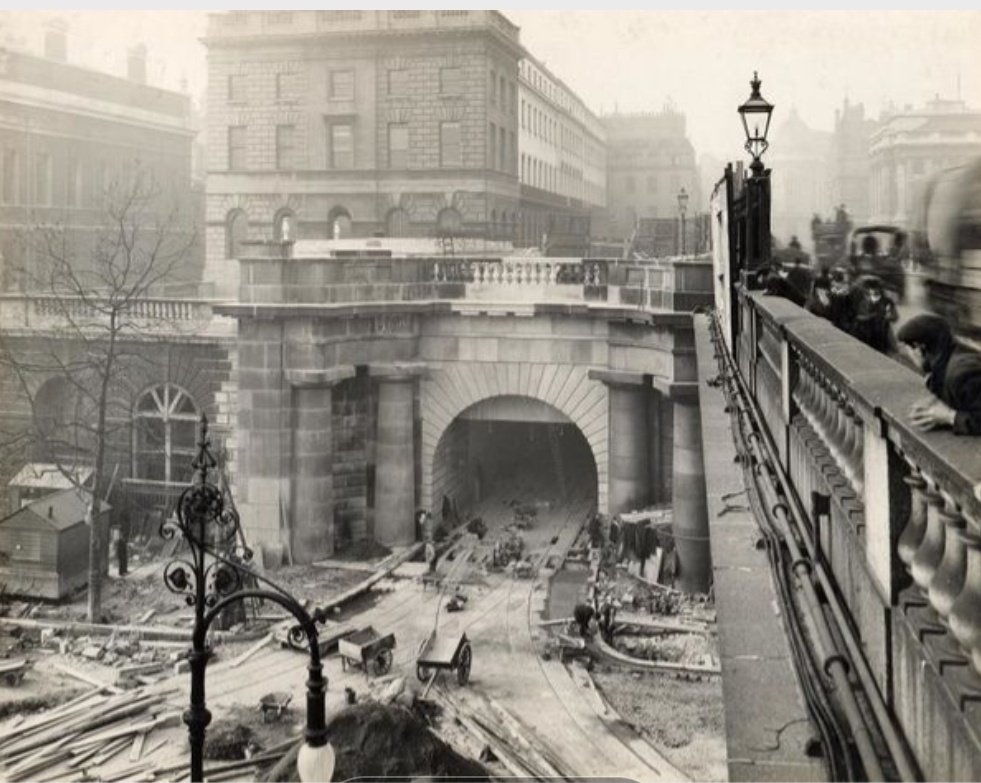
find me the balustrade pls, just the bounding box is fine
[898,474,929,569]
[0,294,217,333]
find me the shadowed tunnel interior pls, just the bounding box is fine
[432,396,597,516]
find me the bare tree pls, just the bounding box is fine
[0,167,197,621]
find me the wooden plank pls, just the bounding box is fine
[49,662,124,694]
[89,735,132,766]
[229,632,273,668]
[0,658,28,673]
[129,731,147,763]
[0,616,245,642]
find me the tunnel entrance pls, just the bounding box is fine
[431,396,597,520]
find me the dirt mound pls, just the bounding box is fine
[262,702,489,782]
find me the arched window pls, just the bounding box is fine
[273,208,296,242]
[437,207,463,235]
[328,206,352,239]
[226,209,249,259]
[385,208,409,237]
[133,384,199,484]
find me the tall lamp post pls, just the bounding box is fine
[737,71,775,279]
[677,187,689,256]
[163,415,335,783]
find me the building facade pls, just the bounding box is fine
[868,98,981,228]
[768,107,831,251]
[0,25,200,290]
[602,109,699,243]
[827,99,878,226]
[516,55,606,252]
[203,10,528,296]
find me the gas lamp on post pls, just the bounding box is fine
[163,415,335,783]
[737,70,774,177]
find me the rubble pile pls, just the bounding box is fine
[262,702,489,782]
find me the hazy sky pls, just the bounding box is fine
[2,9,980,161]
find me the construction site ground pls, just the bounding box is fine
[0,479,726,781]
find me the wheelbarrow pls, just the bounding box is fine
[338,626,396,677]
[259,692,293,723]
[0,659,30,687]
[416,631,472,686]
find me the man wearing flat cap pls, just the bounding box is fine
[896,313,981,434]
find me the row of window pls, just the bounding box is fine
[488,123,517,173]
[228,121,465,170]
[0,149,172,208]
[488,70,516,114]
[228,66,469,104]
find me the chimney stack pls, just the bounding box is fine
[43,18,68,62]
[127,43,147,84]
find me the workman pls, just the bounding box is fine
[573,602,595,638]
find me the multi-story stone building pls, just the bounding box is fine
[827,99,878,226]
[203,9,527,295]
[602,109,698,242]
[516,55,606,250]
[0,22,200,290]
[768,107,831,251]
[868,97,981,228]
[203,9,611,293]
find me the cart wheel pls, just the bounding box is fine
[456,643,472,686]
[373,648,394,676]
[417,664,432,683]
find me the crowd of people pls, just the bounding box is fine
[763,236,900,356]
[761,239,981,436]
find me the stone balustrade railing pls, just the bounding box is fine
[237,252,714,313]
[736,288,981,781]
[0,294,234,337]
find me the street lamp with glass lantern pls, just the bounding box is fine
[163,414,335,783]
[737,71,774,176]
[677,187,689,256]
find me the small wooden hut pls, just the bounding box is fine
[0,488,109,600]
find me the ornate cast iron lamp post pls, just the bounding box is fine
[163,414,335,783]
[677,187,689,256]
[737,70,774,177]
[737,71,775,280]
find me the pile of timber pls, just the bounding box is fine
[0,686,180,782]
[432,687,575,780]
[0,687,298,783]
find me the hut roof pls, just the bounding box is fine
[8,463,92,491]
[0,487,108,532]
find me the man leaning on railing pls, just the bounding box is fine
[897,313,981,435]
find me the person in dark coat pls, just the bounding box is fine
[896,313,981,435]
[763,260,808,308]
[805,273,834,320]
[573,602,596,638]
[852,276,898,354]
[827,266,858,334]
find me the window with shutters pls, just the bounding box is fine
[329,124,354,168]
[329,70,354,100]
[388,124,408,168]
[228,126,247,170]
[440,122,461,167]
[276,125,296,170]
